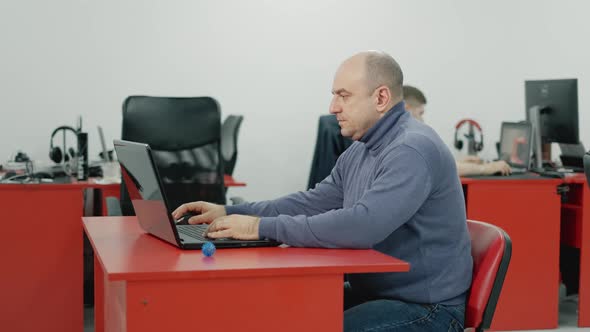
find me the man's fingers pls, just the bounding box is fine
[205,218,230,231]
[188,211,215,225]
[172,205,187,219]
[173,201,204,219]
[207,229,233,239]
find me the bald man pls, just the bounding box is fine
[403,85,512,176]
[174,51,472,331]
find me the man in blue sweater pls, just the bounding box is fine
[173,51,472,331]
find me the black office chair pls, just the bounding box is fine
[584,151,590,185]
[307,115,353,190]
[221,115,244,176]
[110,96,226,216]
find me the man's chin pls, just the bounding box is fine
[340,129,355,140]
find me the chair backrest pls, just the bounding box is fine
[119,96,225,215]
[221,115,243,176]
[584,152,590,186]
[465,220,512,332]
[307,115,353,190]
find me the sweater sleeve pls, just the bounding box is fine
[258,146,433,248]
[225,160,345,217]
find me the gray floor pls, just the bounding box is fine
[82,286,590,331]
[84,306,93,332]
[552,296,590,332]
[500,294,590,332]
[500,284,590,332]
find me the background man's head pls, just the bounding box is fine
[330,51,404,140]
[403,85,427,122]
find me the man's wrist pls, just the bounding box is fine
[254,217,261,237]
[479,164,487,174]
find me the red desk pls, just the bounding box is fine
[83,217,409,332]
[0,180,120,332]
[562,173,590,326]
[461,177,562,330]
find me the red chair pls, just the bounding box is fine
[465,220,512,332]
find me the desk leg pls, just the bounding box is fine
[94,256,105,332]
[579,184,590,327]
[98,186,120,216]
[105,274,343,332]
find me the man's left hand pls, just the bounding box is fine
[205,215,261,240]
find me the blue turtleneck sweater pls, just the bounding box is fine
[225,101,472,305]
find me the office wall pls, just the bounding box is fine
[1,0,589,201]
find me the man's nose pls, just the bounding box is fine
[329,98,341,114]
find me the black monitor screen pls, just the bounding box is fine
[525,79,580,144]
[525,79,578,144]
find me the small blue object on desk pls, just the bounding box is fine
[202,242,216,257]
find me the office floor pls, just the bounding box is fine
[82,286,590,332]
[537,295,589,332]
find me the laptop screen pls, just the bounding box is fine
[499,122,532,169]
[113,140,178,246]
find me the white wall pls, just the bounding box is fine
[1,0,589,201]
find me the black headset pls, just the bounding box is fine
[454,119,484,152]
[49,126,79,164]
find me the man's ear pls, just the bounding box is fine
[375,86,391,113]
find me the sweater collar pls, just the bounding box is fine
[359,101,408,154]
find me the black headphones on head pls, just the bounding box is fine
[454,119,484,152]
[49,126,79,163]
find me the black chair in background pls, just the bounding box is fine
[221,115,244,176]
[307,115,353,190]
[108,96,226,216]
[584,151,590,185]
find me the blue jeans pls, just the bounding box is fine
[343,284,465,332]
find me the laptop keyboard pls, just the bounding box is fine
[177,224,210,241]
[177,224,235,242]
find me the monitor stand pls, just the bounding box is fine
[529,105,545,171]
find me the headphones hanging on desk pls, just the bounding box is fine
[49,126,79,163]
[454,119,484,152]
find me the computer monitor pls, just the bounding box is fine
[499,122,532,171]
[525,79,579,169]
[525,79,578,144]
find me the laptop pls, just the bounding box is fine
[113,139,280,249]
[498,122,533,174]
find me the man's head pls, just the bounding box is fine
[330,51,403,140]
[403,85,427,122]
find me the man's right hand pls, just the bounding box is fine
[483,160,512,176]
[172,201,227,225]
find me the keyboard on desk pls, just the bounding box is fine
[509,166,528,174]
[177,224,209,241]
[177,224,233,241]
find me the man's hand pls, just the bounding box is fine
[172,201,226,225]
[482,160,512,175]
[206,215,261,240]
[461,156,483,164]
